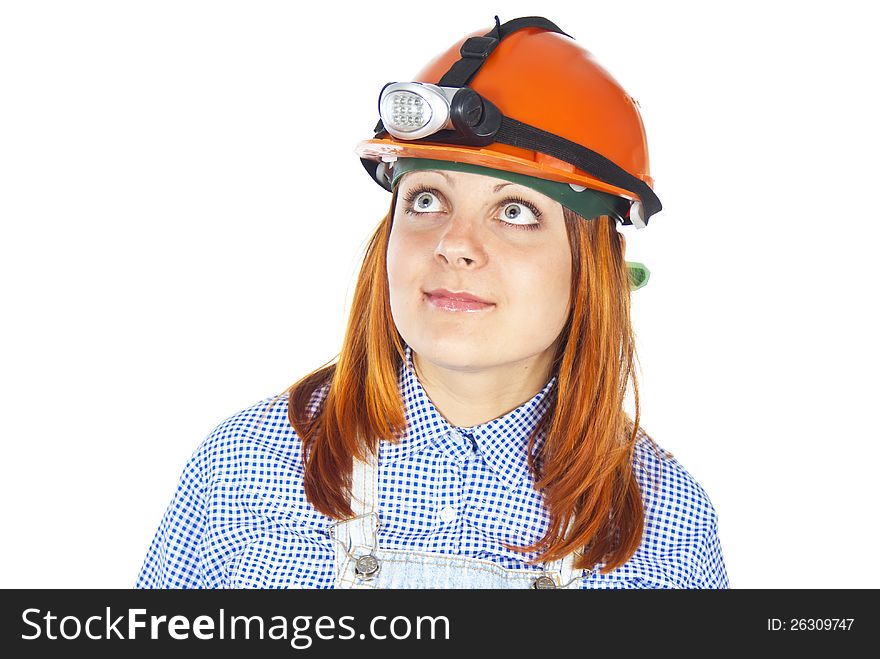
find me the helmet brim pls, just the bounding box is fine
[355,138,652,203]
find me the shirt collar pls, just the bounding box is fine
[380,343,558,490]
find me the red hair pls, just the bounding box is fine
[281,192,664,574]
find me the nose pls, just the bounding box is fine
[434,213,487,268]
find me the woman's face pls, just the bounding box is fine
[387,167,572,375]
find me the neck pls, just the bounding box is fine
[411,350,556,427]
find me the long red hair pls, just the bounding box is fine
[281,191,664,574]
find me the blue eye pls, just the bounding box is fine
[406,189,443,213]
[500,202,539,227]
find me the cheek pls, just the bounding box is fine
[514,248,572,323]
[386,226,421,304]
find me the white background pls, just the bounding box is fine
[1,0,877,589]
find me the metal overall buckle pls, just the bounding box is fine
[327,512,382,582]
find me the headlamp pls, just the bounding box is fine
[378,82,502,146]
[379,83,453,140]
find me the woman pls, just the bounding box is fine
[137,16,728,589]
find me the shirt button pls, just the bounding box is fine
[439,506,457,523]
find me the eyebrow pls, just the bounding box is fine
[416,170,515,193]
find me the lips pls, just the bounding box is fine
[424,288,493,304]
[423,288,495,313]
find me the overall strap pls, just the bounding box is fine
[347,449,380,549]
[556,551,586,587]
[547,517,593,587]
[328,449,380,585]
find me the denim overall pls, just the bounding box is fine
[329,450,591,589]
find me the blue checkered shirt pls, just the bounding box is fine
[136,345,728,589]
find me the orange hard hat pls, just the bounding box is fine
[356,16,661,227]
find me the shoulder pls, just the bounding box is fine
[613,428,727,587]
[145,382,335,588]
[193,380,332,485]
[631,428,718,525]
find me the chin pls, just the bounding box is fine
[410,335,495,371]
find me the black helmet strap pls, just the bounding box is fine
[437,16,571,88]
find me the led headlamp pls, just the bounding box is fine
[379,82,502,146]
